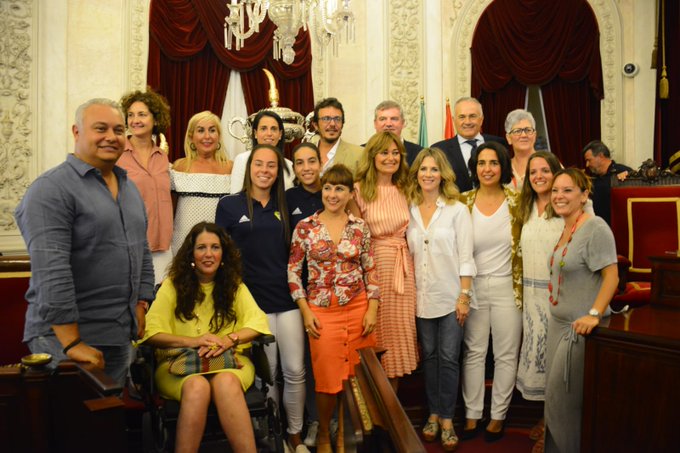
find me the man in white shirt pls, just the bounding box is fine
[431,97,507,192]
[310,97,363,176]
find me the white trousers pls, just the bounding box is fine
[264,309,306,434]
[462,275,522,420]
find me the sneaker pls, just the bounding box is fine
[303,421,319,447]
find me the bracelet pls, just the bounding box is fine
[457,297,470,306]
[62,337,82,354]
[227,333,240,347]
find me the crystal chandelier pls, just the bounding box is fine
[223,0,355,65]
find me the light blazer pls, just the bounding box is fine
[311,136,364,176]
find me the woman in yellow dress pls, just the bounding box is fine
[140,222,271,453]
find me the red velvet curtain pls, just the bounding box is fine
[147,0,315,161]
[471,0,603,168]
[654,0,680,167]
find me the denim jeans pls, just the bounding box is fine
[28,335,131,387]
[416,311,463,419]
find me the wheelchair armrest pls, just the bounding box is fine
[249,334,275,386]
[251,334,275,347]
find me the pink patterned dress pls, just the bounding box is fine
[354,183,418,378]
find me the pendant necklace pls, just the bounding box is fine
[548,211,585,306]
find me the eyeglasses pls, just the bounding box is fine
[319,116,343,124]
[509,127,536,136]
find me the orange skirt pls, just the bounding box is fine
[308,291,376,394]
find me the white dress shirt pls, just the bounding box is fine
[457,133,485,167]
[407,198,477,318]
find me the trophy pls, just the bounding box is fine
[228,68,307,151]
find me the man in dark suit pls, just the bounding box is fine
[583,140,633,225]
[430,97,506,192]
[371,100,423,164]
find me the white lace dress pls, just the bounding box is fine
[516,203,564,401]
[170,170,231,253]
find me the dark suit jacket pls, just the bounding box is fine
[430,134,506,193]
[404,140,424,166]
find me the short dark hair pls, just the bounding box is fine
[292,142,321,162]
[468,141,513,188]
[313,97,345,123]
[321,164,354,189]
[582,140,611,158]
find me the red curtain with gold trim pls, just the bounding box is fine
[147,0,315,161]
[471,0,603,168]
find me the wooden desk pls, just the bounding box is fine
[650,254,680,308]
[582,306,680,452]
[0,361,126,453]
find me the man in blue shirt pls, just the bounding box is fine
[15,98,154,386]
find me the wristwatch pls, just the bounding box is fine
[588,308,601,319]
[460,289,473,298]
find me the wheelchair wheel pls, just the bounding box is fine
[267,398,285,453]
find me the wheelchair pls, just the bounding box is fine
[130,334,285,452]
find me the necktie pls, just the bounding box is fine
[465,139,478,155]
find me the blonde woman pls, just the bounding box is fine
[170,111,233,253]
[406,148,476,451]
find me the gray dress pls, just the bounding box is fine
[544,217,617,453]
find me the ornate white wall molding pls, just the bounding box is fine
[124,0,150,91]
[0,0,36,250]
[388,1,422,140]
[448,0,622,156]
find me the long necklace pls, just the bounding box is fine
[548,211,584,306]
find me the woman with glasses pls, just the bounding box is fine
[504,109,539,191]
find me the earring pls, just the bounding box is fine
[220,262,224,267]
[216,143,222,150]
[190,143,197,151]
[190,262,195,268]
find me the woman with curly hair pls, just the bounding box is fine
[140,222,270,453]
[348,131,417,390]
[460,141,523,443]
[118,87,173,283]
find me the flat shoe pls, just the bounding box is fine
[422,420,440,442]
[441,426,459,451]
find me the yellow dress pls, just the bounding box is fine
[141,280,271,401]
